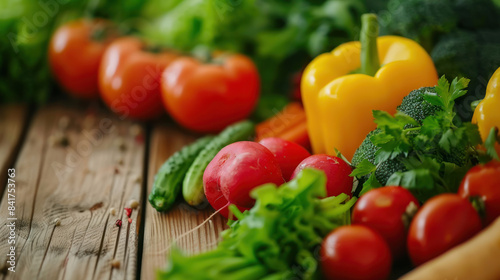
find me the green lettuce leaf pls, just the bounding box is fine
[158,168,356,280]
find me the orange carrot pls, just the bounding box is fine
[255,102,310,150]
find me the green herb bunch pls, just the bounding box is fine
[352,76,498,201]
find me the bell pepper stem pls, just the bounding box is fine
[360,14,380,76]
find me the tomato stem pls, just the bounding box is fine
[402,201,419,229]
[360,14,380,76]
[192,46,213,63]
[144,44,164,54]
[191,46,228,65]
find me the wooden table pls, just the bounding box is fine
[0,103,227,280]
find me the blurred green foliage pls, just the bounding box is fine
[0,0,365,111]
[377,0,500,120]
[140,0,366,119]
[0,0,147,104]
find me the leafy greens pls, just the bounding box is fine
[351,77,492,201]
[158,168,356,280]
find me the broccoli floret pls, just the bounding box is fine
[398,87,473,167]
[352,86,470,187]
[352,130,378,167]
[352,129,406,186]
[376,160,406,185]
[431,30,500,120]
[397,87,440,125]
[352,87,440,186]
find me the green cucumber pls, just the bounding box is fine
[182,121,255,206]
[148,135,214,212]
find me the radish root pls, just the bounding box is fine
[150,207,224,256]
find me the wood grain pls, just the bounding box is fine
[0,104,145,280]
[0,104,28,195]
[140,124,228,280]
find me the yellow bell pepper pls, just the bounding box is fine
[472,67,500,156]
[301,14,438,160]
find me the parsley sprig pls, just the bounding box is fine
[351,76,498,201]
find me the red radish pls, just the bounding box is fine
[258,137,311,180]
[203,141,284,218]
[352,186,420,259]
[291,154,353,197]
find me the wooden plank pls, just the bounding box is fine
[0,104,145,280]
[140,124,228,280]
[0,104,28,195]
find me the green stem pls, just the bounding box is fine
[469,196,486,220]
[224,264,269,279]
[360,13,380,76]
[404,127,422,132]
[217,257,256,273]
[228,204,245,220]
[322,197,357,219]
[318,193,349,210]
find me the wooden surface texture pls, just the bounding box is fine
[0,103,222,280]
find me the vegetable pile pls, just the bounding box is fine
[351,77,495,200]
[149,121,255,212]
[146,7,500,279]
[158,169,356,280]
[4,1,500,279]
[140,0,367,114]
[152,64,500,280]
[2,0,367,122]
[48,21,261,128]
[302,13,438,159]
[0,0,145,103]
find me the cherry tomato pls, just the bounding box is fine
[291,154,353,197]
[459,160,500,226]
[99,37,178,120]
[161,54,259,133]
[407,193,482,266]
[49,18,117,98]
[258,137,311,181]
[321,225,392,280]
[352,186,419,259]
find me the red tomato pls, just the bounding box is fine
[203,141,284,218]
[291,154,353,197]
[161,54,259,133]
[321,225,392,280]
[459,160,500,226]
[99,37,178,120]
[258,137,311,181]
[352,186,419,259]
[407,193,482,266]
[49,18,117,98]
